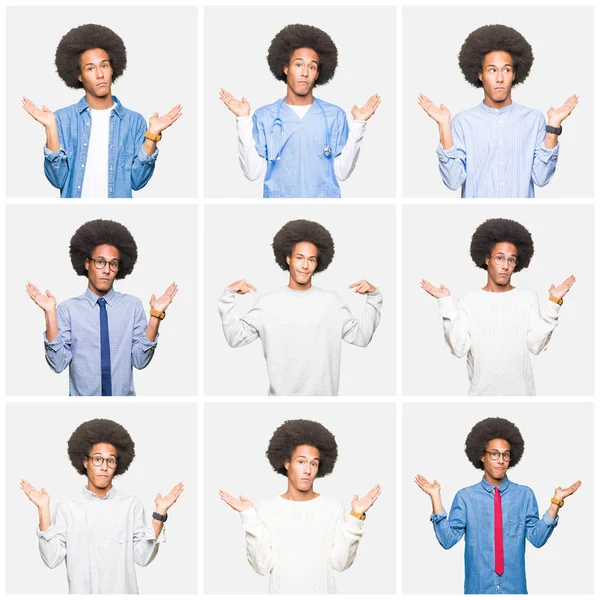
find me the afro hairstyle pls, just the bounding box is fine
[267,24,338,86]
[465,417,524,470]
[272,219,334,273]
[67,418,135,476]
[69,219,138,280]
[470,218,534,273]
[458,24,534,88]
[267,419,338,478]
[55,24,127,89]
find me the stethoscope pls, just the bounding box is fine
[269,97,332,161]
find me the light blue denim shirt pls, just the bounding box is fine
[43,95,158,198]
[431,476,558,594]
[43,287,158,396]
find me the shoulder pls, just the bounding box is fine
[452,105,480,123]
[254,101,279,120]
[318,495,345,513]
[512,288,538,302]
[512,103,544,121]
[508,481,534,496]
[316,98,346,118]
[58,294,88,309]
[456,482,481,498]
[114,291,143,305]
[54,102,80,120]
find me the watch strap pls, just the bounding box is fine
[152,511,168,522]
[546,125,562,135]
[150,308,166,320]
[549,295,563,306]
[550,497,564,508]
[350,510,366,521]
[145,130,162,142]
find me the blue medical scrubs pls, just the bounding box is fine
[252,98,349,198]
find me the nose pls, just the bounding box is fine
[101,262,111,275]
[496,70,504,83]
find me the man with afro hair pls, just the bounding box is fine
[219,24,381,197]
[219,419,381,593]
[421,218,575,395]
[22,24,182,198]
[418,24,578,198]
[416,417,581,594]
[20,418,184,594]
[26,219,178,396]
[218,219,382,395]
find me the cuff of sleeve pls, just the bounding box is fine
[239,507,261,528]
[430,509,447,523]
[146,523,167,543]
[37,524,56,539]
[349,120,367,130]
[536,143,560,162]
[236,116,252,122]
[546,299,562,315]
[542,510,559,526]
[139,332,159,349]
[347,513,366,533]
[438,296,454,314]
[138,146,159,164]
[223,287,237,298]
[436,144,460,162]
[43,331,63,350]
[43,146,66,161]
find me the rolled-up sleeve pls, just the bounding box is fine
[44,304,72,373]
[37,504,67,569]
[436,118,467,191]
[131,299,157,369]
[131,115,158,191]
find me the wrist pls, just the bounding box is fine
[547,118,562,128]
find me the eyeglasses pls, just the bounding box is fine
[86,455,118,468]
[88,257,120,272]
[491,255,518,267]
[484,450,511,461]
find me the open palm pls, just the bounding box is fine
[415,474,441,497]
[219,489,254,512]
[351,484,381,514]
[219,89,251,117]
[418,94,451,125]
[421,279,450,298]
[549,274,575,300]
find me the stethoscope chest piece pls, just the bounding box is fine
[323,146,332,157]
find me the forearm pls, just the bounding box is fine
[145,315,161,342]
[429,493,443,515]
[44,308,59,342]
[38,506,52,532]
[143,137,158,157]
[342,290,383,346]
[44,123,60,153]
[334,120,367,181]
[152,516,165,539]
[438,296,471,357]
[331,514,364,572]
[236,116,263,180]
[438,120,453,150]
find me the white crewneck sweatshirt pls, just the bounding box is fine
[240,495,364,594]
[438,288,561,396]
[218,285,383,396]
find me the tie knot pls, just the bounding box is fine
[495,487,500,497]
[98,298,106,307]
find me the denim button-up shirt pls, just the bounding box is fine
[430,476,558,594]
[43,96,158,198]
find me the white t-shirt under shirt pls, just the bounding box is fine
[218,285,383,396]
[81,103,115,198]
[240,495,364,594]
[438,288,561,396]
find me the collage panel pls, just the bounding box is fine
[204,401,396,594]
[402,5,593,199]
[6,204,198,397]
[204,5,396,199]
[7,5,198,199]
[403,401,593,595]
[7,401,198,594]
[204,203,396,397]
[403,203,594,397]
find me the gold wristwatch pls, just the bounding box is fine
[145,130,162,142]
[549,295,563,306]
[150,308,166,320]
[350,510,366,521]
[550,497,564,507]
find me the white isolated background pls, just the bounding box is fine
[204,203,396,396]
[402,5,594,198]
[6,6,198,198]
[403,402,593,594]
[402,204,594,396]
[204,401,396,594]
[6,401,198,594]
[203,5,396,198]
[6,204,198,396]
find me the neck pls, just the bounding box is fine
[87,480,112,498]
[284,85,314,106]
[88,282,112,297]
[288,278,313,291]
[483,94,512,109]
[484,473,505,487]
[482,276,514,293]
[85,91,114,110]
[281,484,319,502]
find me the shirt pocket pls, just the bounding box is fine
[120,145,135,171]
[110,518,129,544]
[505,514,523,538]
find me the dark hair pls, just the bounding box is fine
[465,417,524,469]
[55,24,127,89]
[267,24,338,86]
[68,418,135,476]
[272,219,334,273]
[267,419,338,477]
[458,24,533,88]
[470,218,534,273]
[69,219,138,279]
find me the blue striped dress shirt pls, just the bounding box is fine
[43,287,157,396]
[436,102,559,198]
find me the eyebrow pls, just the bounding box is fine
[297,455,319,460]
[494,252,517,256]
[83,59,110,67]
[92,453,117,457]
[294,253,318,258]
[293,59,319,65]
[91,255,119,261]
[486,63,512,68]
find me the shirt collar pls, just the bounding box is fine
[480,474,511,494]
[77,95,125,119]
[479,100,516,117]
[84,286,117,307]
[81,485,117,500]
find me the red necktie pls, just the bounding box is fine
[494,487,504,576]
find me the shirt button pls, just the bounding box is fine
[84,143,87,147]
[86,122,90,126]
[77,186,81,189]
[500,162,503,165]
[500,182,504,186]
[499,141,503,144]
[81,164,85,168]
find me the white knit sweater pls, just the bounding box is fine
[218,285,382,396]
[239,495,364,594]
[438,288,561,395]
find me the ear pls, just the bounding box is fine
[84,258,90,273]
[283,64,289,77]
[485,256,490,267]
[478,72,483,82]
[83,456,89,469]
[286,255,291,267]
[78,73,83,83]
[284,460,290,472]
